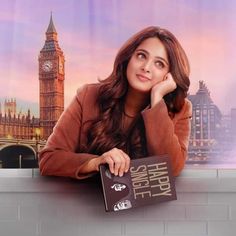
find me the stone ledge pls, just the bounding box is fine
[0,166,236,193]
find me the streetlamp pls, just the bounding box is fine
[35,128,41,140]
[6,134,13,139]
[35,128,41,160]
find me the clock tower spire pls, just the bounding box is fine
[46,12,57,40]
[39,13,65,139]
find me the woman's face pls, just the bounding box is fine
[126,37,170,93]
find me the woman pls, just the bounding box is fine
[39,26,192,179]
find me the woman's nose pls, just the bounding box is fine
[142,60,151,73]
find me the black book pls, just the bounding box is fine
[99,155,177,212]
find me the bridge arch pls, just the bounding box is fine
[0,144,38,168]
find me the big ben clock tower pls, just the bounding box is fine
[39,14,65,139]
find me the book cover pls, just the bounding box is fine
[99,155,177,212]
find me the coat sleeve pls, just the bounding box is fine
[39,85,99,179]
[141,99,192,176]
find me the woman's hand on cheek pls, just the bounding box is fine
[151,73,177,107]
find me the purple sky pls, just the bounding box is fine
[1,0,236,116]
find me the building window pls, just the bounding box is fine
[203,116,208,123]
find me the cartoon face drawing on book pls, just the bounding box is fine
[111,183,127,191]
[113,199,132,211]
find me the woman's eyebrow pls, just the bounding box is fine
[136,48,169,65]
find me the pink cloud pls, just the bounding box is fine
[1,0,236,115]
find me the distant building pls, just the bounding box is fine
[219,114,233,152]
[231,108,236,142]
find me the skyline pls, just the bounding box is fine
[1,0,236,116]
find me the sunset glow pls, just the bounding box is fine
[1,0,236,116]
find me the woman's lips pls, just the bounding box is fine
[136,74,150,82]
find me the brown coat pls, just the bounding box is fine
[39,83,192,179]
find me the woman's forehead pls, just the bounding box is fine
[136,37,169,61]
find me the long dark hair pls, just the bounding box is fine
[86,26,190,158]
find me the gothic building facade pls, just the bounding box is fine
[188,81,236,162]
[188,81,222,160]
[0,14,64,140]
[0,99,39,140]
[188,81,222,148]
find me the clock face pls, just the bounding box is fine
[42,60,53,72]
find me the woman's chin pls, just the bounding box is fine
[130,86,151,95]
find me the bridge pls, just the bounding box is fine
[0,138,46,168]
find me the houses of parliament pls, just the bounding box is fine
[0,15,65,141]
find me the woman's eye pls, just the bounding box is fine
[155,61,165,68]
[136,52,146,59]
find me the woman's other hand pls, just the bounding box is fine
[84,148,130,177]
[151,73,177,107]
[97,148,130,176]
